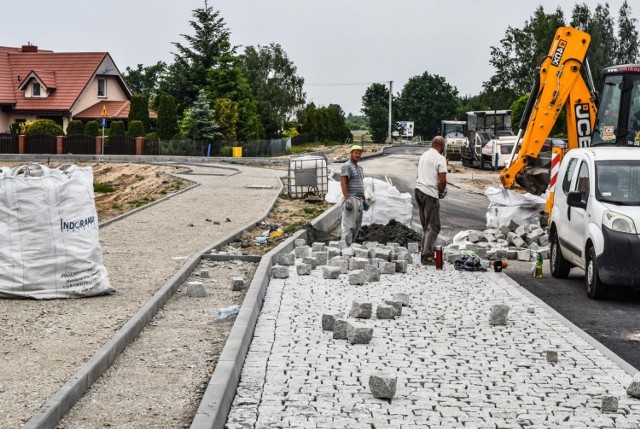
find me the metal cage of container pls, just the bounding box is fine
[287,155,328,199]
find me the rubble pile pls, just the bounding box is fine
[444,220,550,264]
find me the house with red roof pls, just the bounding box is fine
[0,43,138,133]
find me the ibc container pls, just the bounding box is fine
[288,155,328,198]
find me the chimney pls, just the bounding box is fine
[21,44,38,53]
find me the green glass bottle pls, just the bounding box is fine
[535,251,543,279]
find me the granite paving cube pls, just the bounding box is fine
[347,323,374,344]
[302,256,318,269]
[508,219,520,231]
[392,292,410,307]
[626,373,640,398]
[349,257,369,270]
[371,248,391,261]
[546,350,558,363]
[329,257,349,274]
[312,251,327,266]
[294,238,306,248]
[294,246,311,258]
[513,236,527,249]
[376,304,396,320]
[384,300,402,316]
[200,270,210,278]
[349,300,372,318]
[538,234,550,246]
[328,240,341,248]
[380,262,396,274]
[408,242,420,253]
[311,242,325,252]
[489,304,509,325]
[326,247,341,259]
[322,266,341,279]
[322,313,344,331]
[363,265,381,282]
[395,260,408,273]
[364,241,378,249]
[517,249,531,261]
[231,277,245,291]
[296,263,312,276]
[387,242,400,249]
[187,281,207,297]
[499,225,511,236]
[349,270,366,285]
[601,396,618,413]
[354,248,369,258]
[369,373,397,399]
[507,248,519,260]
[333,319,350,340]
[342,247,355,258]
[271,265,290,279]
[279,252,296,266]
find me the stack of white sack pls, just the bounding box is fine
[325,176,413,226]
[485,186,547,228]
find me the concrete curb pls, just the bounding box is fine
[501,274,639,376]
[22,169,284,429]
[190,203,342,429]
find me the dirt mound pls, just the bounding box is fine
[357,219,421,247]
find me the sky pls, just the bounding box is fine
[2,0,638,116]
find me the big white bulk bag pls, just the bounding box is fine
[0,164,114,299]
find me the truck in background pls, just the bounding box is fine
[440,120,467,160]
[461,110,515,169]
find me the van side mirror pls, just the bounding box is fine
[567,191,587,209]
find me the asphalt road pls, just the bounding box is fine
[361,146,640,371]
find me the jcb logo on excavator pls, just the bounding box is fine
[575,103,592,147]
[551,39,567,67]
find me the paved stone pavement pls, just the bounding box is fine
[226,258,640,428]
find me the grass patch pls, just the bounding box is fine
[129,197,156,208]
[94,182,116,193]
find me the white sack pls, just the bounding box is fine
[484,186,547,228]
[0,164,114,299]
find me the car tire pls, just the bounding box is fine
[550,231,571,278]
[586,246,609,299]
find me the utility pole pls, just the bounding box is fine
[387,80,393,144]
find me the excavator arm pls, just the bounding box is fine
[499,27,597,206]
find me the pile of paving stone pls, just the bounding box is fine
[444,220,551,263]
[270,238,420,281]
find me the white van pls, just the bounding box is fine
[549,147,640,299]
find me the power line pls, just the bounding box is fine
[305,81,389,87]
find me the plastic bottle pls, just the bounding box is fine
[535,251,543,279]
[216,304,241,320]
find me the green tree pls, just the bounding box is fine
[510,94,530,132]
[325,104,352,142]
[84,120,100,137]
[212,98,238,141]
[484,6,565,108]
[25,119,64,136]
[207,64,260,140]
[587,3,616,86]
[181,89,221,140]
[240,43,306,138]
[127,120,145,137]
[156,94,179,140]
[123,61,166,101]
[66,120,85,136]
[108,121,126,137]
[361,83,389,143]
[160,0,237,113]
[396,71,459,139]
[615,1,639,64]
[128,94,150,132]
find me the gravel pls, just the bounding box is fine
[0,163,284,428]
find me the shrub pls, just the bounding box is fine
[108,121,126,137]
[84,120,100,137]
[145,132,158,139]
[220,146,233,157]
[66,120,85,136]
[25,119,64,136]
[127,120,145,137]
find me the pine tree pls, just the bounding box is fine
[182,90,220,141]
[615,1,640,64]
[128,94,150,132]
[156,95,180,140]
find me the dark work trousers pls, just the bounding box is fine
[414,188,441,257]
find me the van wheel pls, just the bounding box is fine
[550,231,570,278]
[586,246,609,299]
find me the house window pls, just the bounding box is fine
[97,78,106,97]
[32,82,41,97]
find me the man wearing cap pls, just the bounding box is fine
[415,136,447,265]
[340,145,367,246]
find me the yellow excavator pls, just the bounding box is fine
[499,26,640,216]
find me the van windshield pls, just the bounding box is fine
[596,160,640,205]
